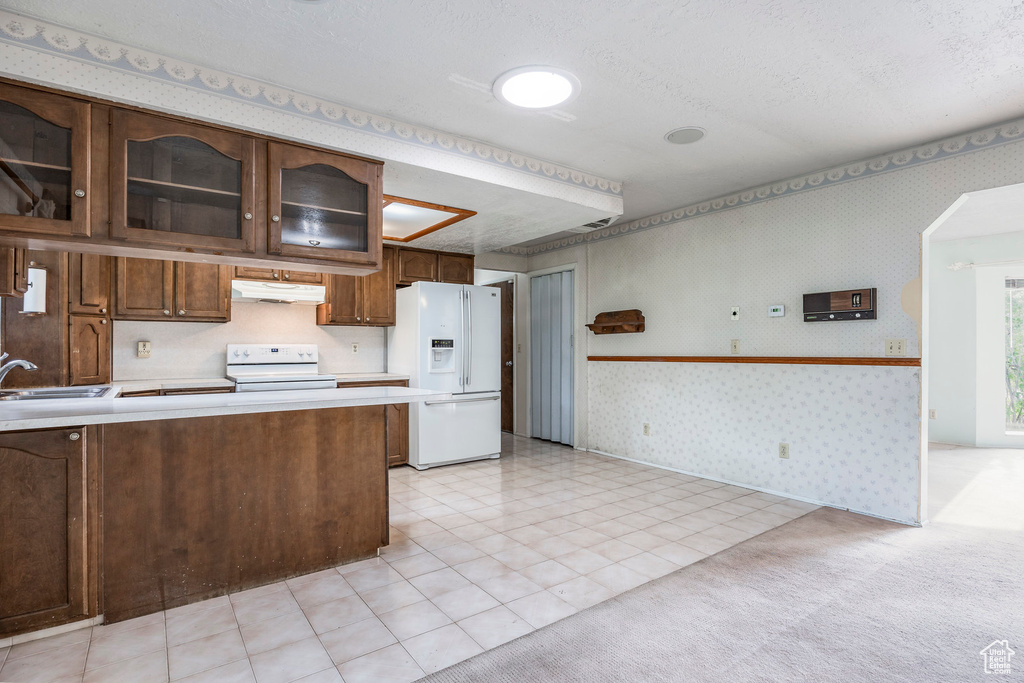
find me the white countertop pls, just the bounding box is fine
[114,373,411,392]
[0,385,444,432]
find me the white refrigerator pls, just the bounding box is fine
[388,281,502,469]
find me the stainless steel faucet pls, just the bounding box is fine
[0,353,38,387]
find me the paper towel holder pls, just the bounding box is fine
[19,262,47,316]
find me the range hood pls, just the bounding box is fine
[230,280,326,305]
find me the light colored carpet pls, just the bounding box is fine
[425,448,1024,682]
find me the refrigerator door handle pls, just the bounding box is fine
[466,287,473,386]
[424,395,500,406]
[459,289,465,386]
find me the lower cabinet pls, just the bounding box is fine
[387,402,409,467]
[0,427,97,637]
[339,378,409,466]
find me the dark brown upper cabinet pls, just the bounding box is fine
[110,110,257,254]
[317,245,395,327]
[396,249,439,286]
[69,315,111,386]
[438,253,474,285]
[232,266,323,284]
[114,257,230,322]
[0,83,90,238]
[0,247,29,297]
[268,142,382,267]
[68,252,110,316]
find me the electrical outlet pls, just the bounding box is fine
[929,409,937,420]
[642,423,651,437]
[779,443,790,459]
[731,339,740,354]
[730,306,740,321]
[518,343,522,353]
[352,343,359,354]
[885,339,907,357]
[137,341,152,359]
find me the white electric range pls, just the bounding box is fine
[226,344,337,392]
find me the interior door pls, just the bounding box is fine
[530,270,574,445]
[464,285,501,394]
[487,280,515,432]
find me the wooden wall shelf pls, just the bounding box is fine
[587,309,645,335]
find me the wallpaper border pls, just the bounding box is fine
[503,116,1024,255]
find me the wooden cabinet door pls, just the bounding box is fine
[317,274,362,325]
[0,83,90,238]
[267,142,382,267]
[396,250,438,285]
[69,315,110,385]
[174,262,231,322]
[387,402,409,467]
[0,247,29,297]
[362,246,395,326]
[0,427,89,636]
[281,270,323,284]
[233,265,279,281]
[438,253,475,285]
[114,257,174,320]
[69,253,110,315]
[110,110,256,253]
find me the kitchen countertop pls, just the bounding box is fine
[0,385,445,432]
[114,373,411,392]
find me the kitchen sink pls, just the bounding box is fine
[0,386,114,401]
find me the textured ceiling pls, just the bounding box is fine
[6,0,1024,249]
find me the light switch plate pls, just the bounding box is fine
[137,341,151,359]
[731,339,740,354]
[768,305,785,317]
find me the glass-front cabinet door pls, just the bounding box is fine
[267,143,382,266]
[0,83,90,237]
[110,110,256,253]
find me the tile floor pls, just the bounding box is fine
[0,434,816,683]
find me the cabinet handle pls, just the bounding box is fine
[74,189,85,198]
[100,319,107,325]
[244,212,253,220]
[273,272,279,279]
[99,308,107,313]
[356,317,361,321]
[309,240,321,247]
[178,309,186,316]
[271,214,280,222]
[163,309,171,316]
[284,273,290,280]
[69,432,80,441]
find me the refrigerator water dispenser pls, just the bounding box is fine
[429,338,455,373]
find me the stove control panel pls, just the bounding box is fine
[227,344,319,364]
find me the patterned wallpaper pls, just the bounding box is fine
[526,136,1024,525]
[588,362,922,523]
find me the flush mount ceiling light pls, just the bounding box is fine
[665,127,706,144]
[493,66,580,109]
